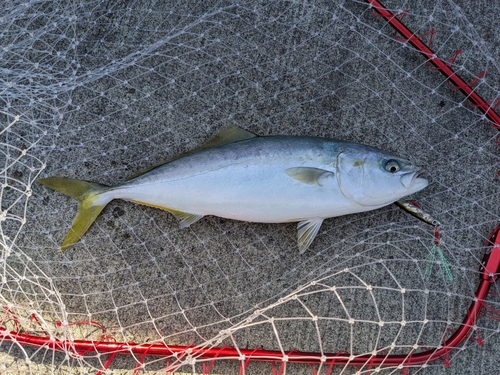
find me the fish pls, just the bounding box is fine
[37,126,428,253]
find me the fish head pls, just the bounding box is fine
[336,145,428,206]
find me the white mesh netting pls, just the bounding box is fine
[1,0,499,374]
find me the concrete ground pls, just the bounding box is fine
[1,0,499,374]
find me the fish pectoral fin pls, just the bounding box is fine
[297,218,324,254]
[285,167,334,187]
[171,211,204,228]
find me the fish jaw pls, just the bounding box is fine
[403,171,428,192]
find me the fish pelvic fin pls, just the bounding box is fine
[37,177,112,252]
[297,218,324,254]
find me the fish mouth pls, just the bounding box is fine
[401,169,428,189]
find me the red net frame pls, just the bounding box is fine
[2,1,500,373]
[2,226,499,372]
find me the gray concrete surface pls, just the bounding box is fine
[1,0,499,374]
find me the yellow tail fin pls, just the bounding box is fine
[37,177,112,252]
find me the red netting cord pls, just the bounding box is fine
[448,70,487,90]
[95,350,119,375]
[309,353,344,375]
[239,349,259,375]
[2,225,498,368]
[469,330,484,346]
[132,343,155,375]
[398,349,415,375]
[481,302,500,321]
[2,306,20,332]
[367,0,500,129]
[2,0,500,370]
[202,346,231,375]
[166,358,173,375]
[434,226,440,245]
[271,361,286,375]
[439,332,453,368]
[29,313,48,336]
[426,49,462,71]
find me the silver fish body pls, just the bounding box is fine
[38,127,428,253]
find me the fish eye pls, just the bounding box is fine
[385,159,400,173]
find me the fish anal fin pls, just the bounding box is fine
[172,211,204,228]
[285,167,334,187]
[128,126,257,180]
[128,199,204,228]
[297,218,323,254]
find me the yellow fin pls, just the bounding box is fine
[37,177,102,201]
[201,125,258,149]
[59,203,108,252]
[128,199,204,228]
[171,211,204,228]
[297,219,323,254]
[285,167,334,186]
[37,177,112,251]
[128,126,258,180]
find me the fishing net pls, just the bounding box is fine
[1,0,499,374]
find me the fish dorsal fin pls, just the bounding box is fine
[199,125,258,150]
[128,126,258,180]
[285,167,335,187]
[297,218,323,254]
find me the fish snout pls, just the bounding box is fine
[400,169,428,189]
